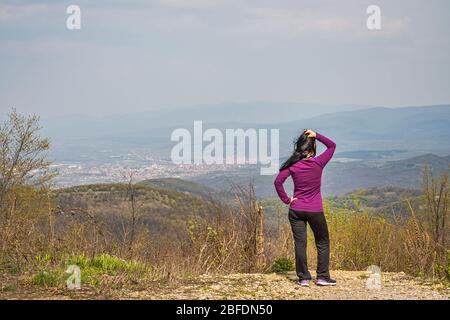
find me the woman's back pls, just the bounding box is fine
[274,132,336,212]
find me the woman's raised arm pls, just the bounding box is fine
[314,132,336,167]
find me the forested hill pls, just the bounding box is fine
[55,183,219,239]
[137,177,233,201]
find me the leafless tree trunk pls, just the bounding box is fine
[255,206,265,271]
[234,184,266,272]
[123,170,139,259]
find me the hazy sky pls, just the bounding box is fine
[1,0,450,116]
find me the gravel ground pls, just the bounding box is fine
[1,271,448,300]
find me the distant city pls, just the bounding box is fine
[50,155,250,187]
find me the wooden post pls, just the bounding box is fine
[255,206,265,271]
[277,205,281,233]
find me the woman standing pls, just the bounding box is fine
[274,129,336,287]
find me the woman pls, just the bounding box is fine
[274,129,336,287]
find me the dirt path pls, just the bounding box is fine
[1,271,448,300]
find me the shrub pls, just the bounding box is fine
[271,257,294,274]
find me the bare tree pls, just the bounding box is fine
[0,109,54,223]
[421,164,449,248]
[119,170,141,259]
[233,183,266,272]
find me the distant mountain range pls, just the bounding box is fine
[40,103,450,162]
[275,105,450,154]
[41,101,370,132]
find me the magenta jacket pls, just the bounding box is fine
[274,133,336,212]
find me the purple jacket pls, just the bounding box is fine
[274,133,336,212]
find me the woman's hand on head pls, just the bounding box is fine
[304,129,316,138]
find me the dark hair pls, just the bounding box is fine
[280,130,316,171]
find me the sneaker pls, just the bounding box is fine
[298,279,310,287]
[316,277,337,286]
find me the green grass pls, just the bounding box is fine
[68,254,147,275]
[0,284,17,292]
[1,262,20,275]
[66,254,149,284]
[32,268,64,287]
[30,254,149,288]
[0,257,21,275]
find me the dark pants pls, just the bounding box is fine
[288,209,330,280]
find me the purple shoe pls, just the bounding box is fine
[316,277,337,286]
[298,279,310,287]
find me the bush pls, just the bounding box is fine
[271,257,294,274]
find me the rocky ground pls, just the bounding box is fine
[1,271,448,300]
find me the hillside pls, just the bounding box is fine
[55,182,219,239]
[69,177,424,218]
[326,187,422,216]
[54,182,425,250]
[137,177,233,202]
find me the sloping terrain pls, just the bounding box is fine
[55,182,219,238]
[138,177,233,202]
